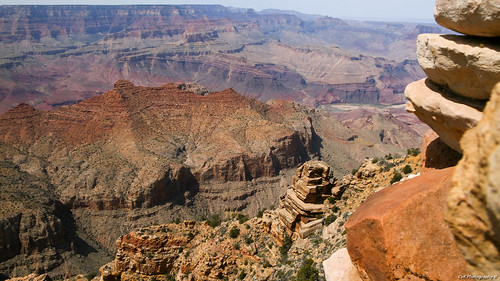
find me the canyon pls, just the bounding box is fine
[3,3,493,281]
[0,79,423,278]
[0,5,447,114]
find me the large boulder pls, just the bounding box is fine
[417,34,500,100]
[405,78,484,153]
[323,248,363,281]
[345,167,467,280]
[446,82,500,274]
[434,0,500,37]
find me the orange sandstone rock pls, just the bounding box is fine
[345,167,466,281]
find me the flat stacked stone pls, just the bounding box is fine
[405,0,500,153]
[434,0,500,37]
[278,160,333,239]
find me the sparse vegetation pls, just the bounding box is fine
[239,270,247,280]
[229,226,240,238]
[206,214,221,228]
[237,213,248,224]
[385,153,393,160]
[85,273,97,280]
[330,205,339,213]
[279,233,293,259]
[407,147,421,157]
[323,214,337,225]
[390,171,403,184]
[245,237,254,244]
[294,258,319,281]
[402,164,413,174]
[372,157,379,164]
[257,208,266,218]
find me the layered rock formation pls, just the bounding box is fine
[277,161,333,239]
[434,0,500,37]
[0,5,446,114]
[405,78,484,152]
[342,0,500,279]
[417,34,500,100]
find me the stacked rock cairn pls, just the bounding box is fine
[405,0,499,154]
[277,160,333,239]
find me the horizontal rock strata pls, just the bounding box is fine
[434,0,500,37]
[405,78,484,153]
[278,161,333,239]
[417,33,500,100]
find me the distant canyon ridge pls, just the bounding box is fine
[0,5,448,113]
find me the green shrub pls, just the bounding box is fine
[294,258,319,281]
[263,260,271,268]
[279,233,293,259]
[407,148,421,156]
[229,226,240,238]
[237,214,248,224]
[245,237,254,244]
[327,197,336,204]
[239,270,247,280]
[206,215,221,228]
[372,157,379,164]
[257,208,266,218]
[385,153,393,160]
[351,168,357,175]
[390,172,403,184]
[330,205,339,213]
[402,164,413,174]
[323,214,337,225]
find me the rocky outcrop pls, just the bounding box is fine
[401,0,500,276]
[111,222,197,277]
[421,129,461,172]
[0,81,313,211]
[345,168,467,280]
[277,161,333,239]
[446,82,500,274]
[417,34,500,100]
[405,78,484,153]
[434,0,500,37]
[322,248,362,281]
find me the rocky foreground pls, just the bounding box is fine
[334,0,500,279]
